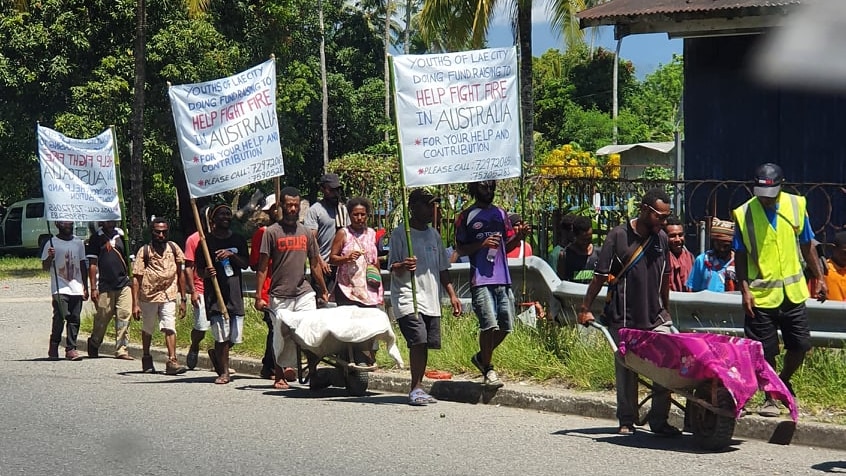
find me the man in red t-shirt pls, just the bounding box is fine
[184,207,211,371]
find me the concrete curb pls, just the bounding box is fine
[78,336,846,452]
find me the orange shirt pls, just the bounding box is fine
[824,259,846,301]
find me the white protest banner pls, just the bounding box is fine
[392,47,521,187]
[169,59,284,198]
[37,125,121,221]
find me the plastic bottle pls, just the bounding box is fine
[486,233,500,262]
[221,257,234,277]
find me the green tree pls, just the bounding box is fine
[625,54,684,141]
[129,0,210,247]
[0,0,134,202]
[567,46,636,114]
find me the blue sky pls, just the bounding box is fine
[486,8,682,78]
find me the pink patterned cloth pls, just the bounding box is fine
[618,329,798,421]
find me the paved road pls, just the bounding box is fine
[2,278,845,475]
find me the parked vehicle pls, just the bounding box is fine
[0,198,91,256]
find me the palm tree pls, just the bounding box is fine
[419,0,597,164]
[130,0,208,247]
[549,0,591,51]
[419,0,536,163]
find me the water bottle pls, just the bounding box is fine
[221,257,234,277]
[486,233,500,263]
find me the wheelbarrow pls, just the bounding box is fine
[275,306,404,397]
[588,321,797,450]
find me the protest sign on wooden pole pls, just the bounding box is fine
[391,47,521,188]
[38,123,123,317]
[168,59,284,321]
[37,125,122,222]
[390,47,523,308]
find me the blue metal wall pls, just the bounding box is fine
[683,34,846,242]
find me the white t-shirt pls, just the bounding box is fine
[388,224,449,318]
[41,236,86,295]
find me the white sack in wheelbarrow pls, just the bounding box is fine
[276,306,404,368]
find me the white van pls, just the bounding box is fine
[0,198,91,255]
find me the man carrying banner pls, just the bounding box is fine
[255,186,328,389]
[131,218,188,375]
[390,189,462,405]
[195,205,249,385]
[86,221,134,360]
[42,221,89,361]
[304,173,349,301]
[454,180,528,387]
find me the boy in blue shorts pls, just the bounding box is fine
[454,180,529,387]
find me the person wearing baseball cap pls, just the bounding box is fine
[732,163,826,417]
[390,188,461,405]
[303,173,349,301]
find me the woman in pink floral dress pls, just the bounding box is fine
[329,197,383,307]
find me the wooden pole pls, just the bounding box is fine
[274,176,281,222]
[191,199,229,320]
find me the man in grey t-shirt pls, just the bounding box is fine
[389,189,462,405]
[303,173,349,299]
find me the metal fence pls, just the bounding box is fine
[345,164,846,258]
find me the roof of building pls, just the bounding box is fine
[578,0,801,30]
[596,141,675,156]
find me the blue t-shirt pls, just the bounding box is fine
[454,204,514,287]
[687,251,736,292]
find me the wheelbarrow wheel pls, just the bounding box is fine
[689,385,736,451]
[345,370,369,397]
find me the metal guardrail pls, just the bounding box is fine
[242,256,846,348]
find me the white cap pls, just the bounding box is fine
[261,193,276,211]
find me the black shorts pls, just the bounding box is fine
[744,300,811,359]
[397,314,441,349]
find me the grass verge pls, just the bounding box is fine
[0,256,48,280]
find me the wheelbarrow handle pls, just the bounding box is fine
[587,320,618,353]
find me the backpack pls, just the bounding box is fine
[142,241,180,268]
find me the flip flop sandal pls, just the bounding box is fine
[408,389,429,406]
[214,375,230,385]
[273,379,290,390]
[618,425,636,435]
[424,370,452,380]
[419,391,437,403]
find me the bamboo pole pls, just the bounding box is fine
[388,55,419,318]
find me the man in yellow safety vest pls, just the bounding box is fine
[733,163,827,417]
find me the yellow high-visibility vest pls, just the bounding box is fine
[733,193,809,308]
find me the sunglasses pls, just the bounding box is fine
[644,203,671,220]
